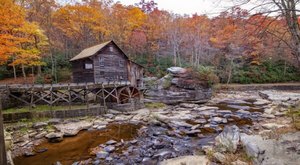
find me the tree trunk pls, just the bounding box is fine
[12,64,16,80]
[226,58,233,84]
[21,64,26,81]
[284,60,287,76]
[32,67,35,83]
[50,52,54,78]
[37,66,41,77]
[31,67,34,77]
[173,45,177,66]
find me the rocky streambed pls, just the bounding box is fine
[5,90,300,165]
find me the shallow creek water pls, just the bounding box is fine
[14,123,141,165]
[13,99,265,165]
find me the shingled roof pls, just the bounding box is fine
[70,40,128,61]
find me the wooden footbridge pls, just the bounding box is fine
[0,81,144,110]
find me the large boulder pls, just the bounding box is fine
[240,132,300,165]
[54,121,92,136]
[158,155,209,165]
[167,67,187,75]
[45,132,64,143]
[215,125,240,153]
[145,67,212,104]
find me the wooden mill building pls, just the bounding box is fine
[70,40,144,87]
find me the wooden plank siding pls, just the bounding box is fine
[127,61,144,87]
[93,43,128,83]
[70,41,144,87]
[71,59,94,83]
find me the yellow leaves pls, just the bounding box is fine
[52,4,106,40]
[127,7,146,29]
[209,37,218,44]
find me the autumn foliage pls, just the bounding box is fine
[0,0,299,83]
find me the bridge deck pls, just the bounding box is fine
[0,81,146,108]
[0,81,131,92]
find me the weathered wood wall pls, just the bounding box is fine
[93,43,128,83]
[128,61,144,87]
[70,41,144,87]
[72,58,94,83]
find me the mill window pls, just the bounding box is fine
[109,46,113,52]
[99,57,104,67]
[84,63,93,69]
[119,60,124,68]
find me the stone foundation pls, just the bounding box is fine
[3,106,106,123]
[107,99,145,111]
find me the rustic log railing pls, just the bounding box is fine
[0,81,144,111]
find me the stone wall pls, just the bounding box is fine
[3,106,106,123]
[107,98,145,111]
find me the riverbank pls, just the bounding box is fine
[4,89,300,165]
[218,83,300,91]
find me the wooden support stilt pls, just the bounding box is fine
[29,84,34,110]
[0,97,7,165]
[101,84,106,113]
[85,83,89,110]
[68,83,71,110]
[50,84,53,110]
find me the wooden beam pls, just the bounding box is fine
[0,97,7,165]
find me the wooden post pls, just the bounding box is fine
[85,83,89,110]
[101,84,107,113]
[29,84,34,110]
[50,84,53,111]
[0,97,7,165]
[68,84,71,110]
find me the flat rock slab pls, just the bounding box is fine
[262,123,285,130]
[240,132,300,165]
[158,155,209,165]
[54,121,93,136]
[259,90,300,102]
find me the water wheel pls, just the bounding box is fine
[117,86,140,104]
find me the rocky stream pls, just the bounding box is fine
[4,90,300,165]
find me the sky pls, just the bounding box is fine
[117,0,254,16]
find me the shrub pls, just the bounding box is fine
[230,60,300,84]
[162,76,172,89]
[196,65,220,85]
[134,55,173,77]
[35,75,45,84]
[0,66,11,80]
[57,68,72,82]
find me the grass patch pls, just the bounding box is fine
[3,104,87,114]
[261,125,298,140]
[145,102,166,109]
[222,150,253,165]
[287,102,300,130]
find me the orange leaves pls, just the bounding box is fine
[53,5,104,39]
[0,0,48,67]
[0,0,26,64]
